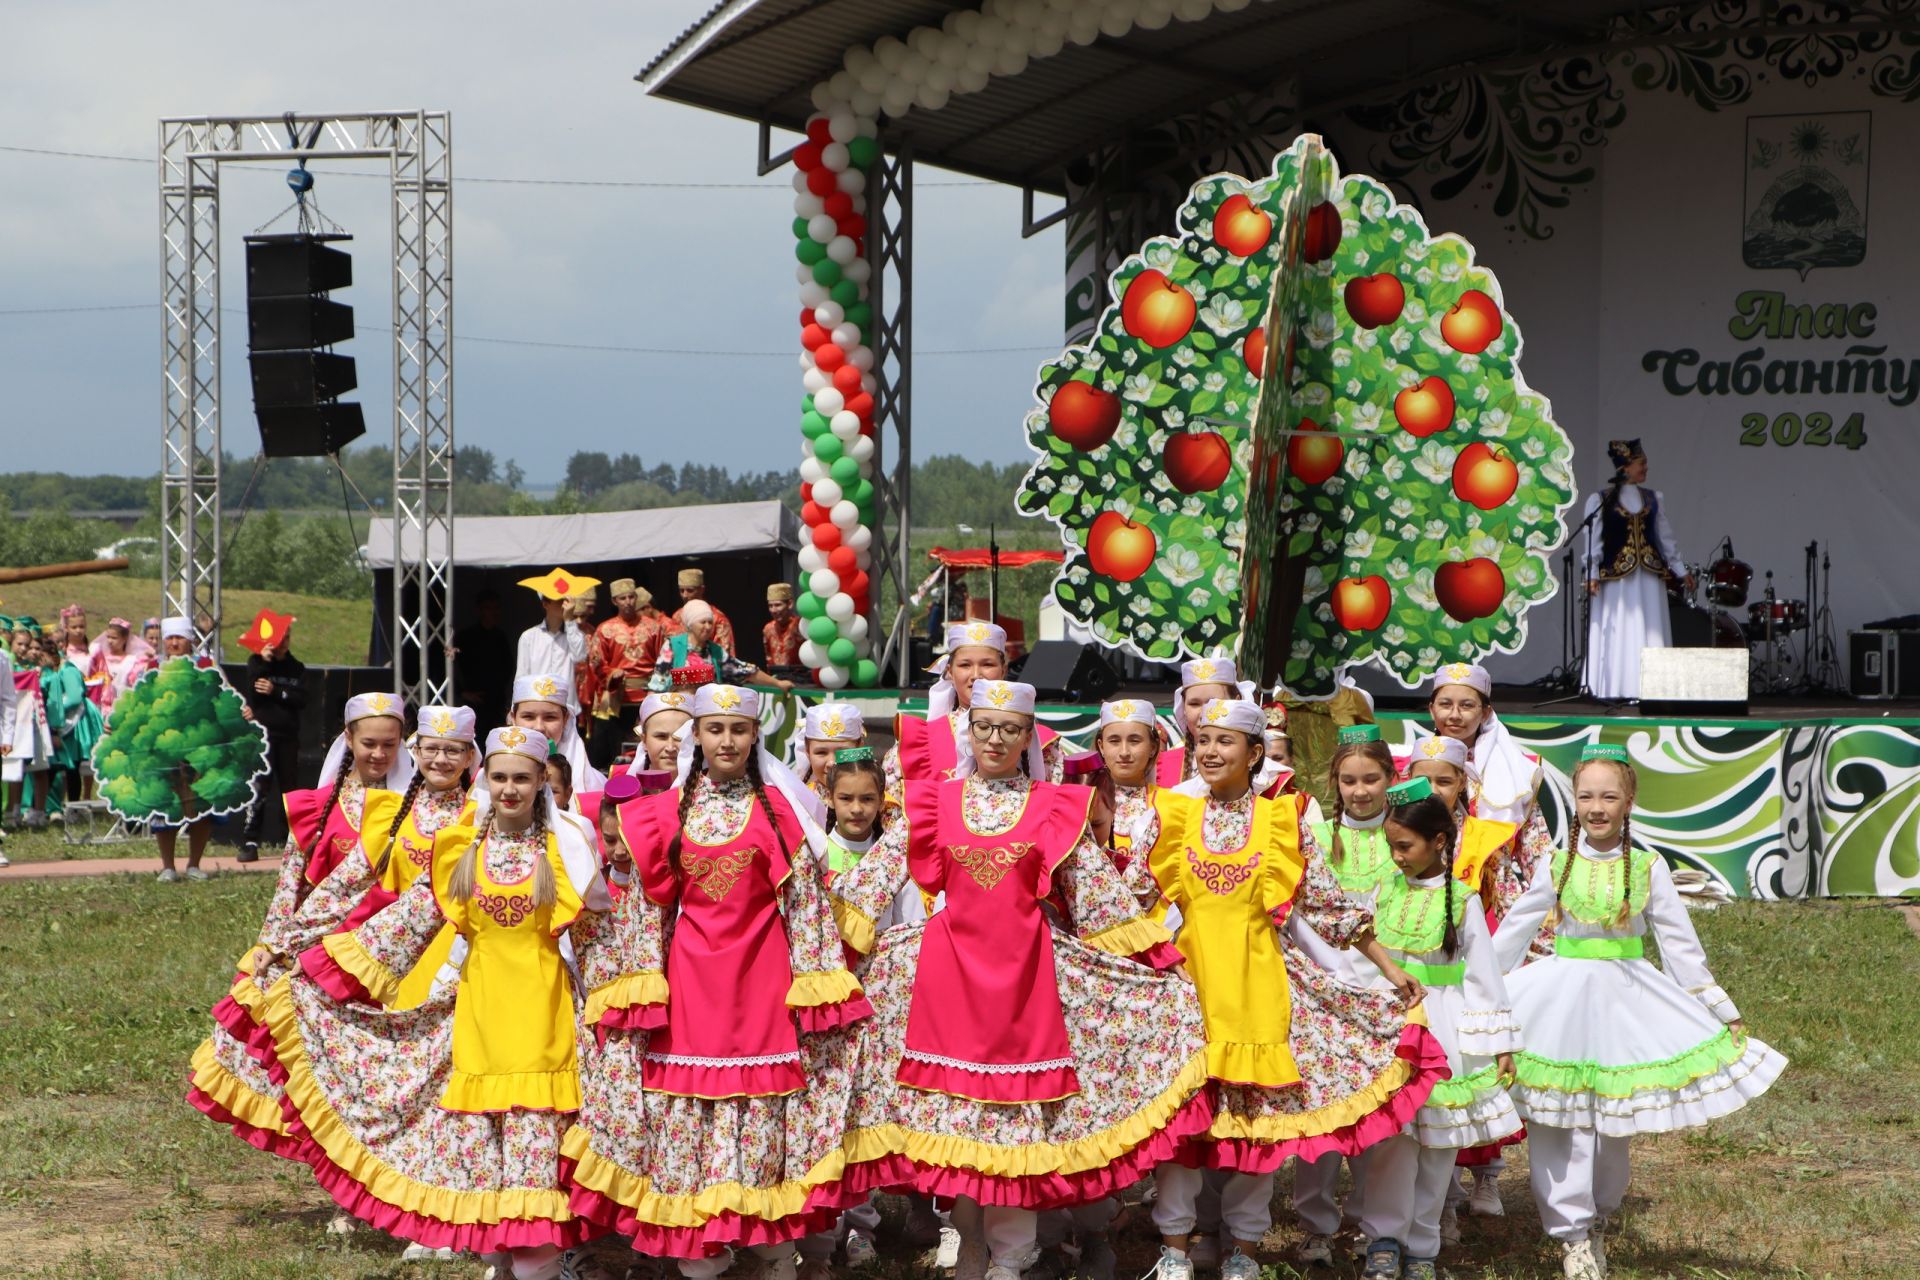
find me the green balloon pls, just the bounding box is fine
[801,410,829,438]
[811,259,843,287]
[813,433,845,464]
[807,616,840,645]
[845,301,873,328]
[830,278,862,307]
[847,136,879,170]
[853,658,879,688]
[803,393,819,413]
[828,637,857,666]
[797,591,825,619]
[795,238,827,266]
[791,216,811,239]
[829,456,861,484]
[849,478,875,507]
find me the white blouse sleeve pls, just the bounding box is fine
[1578,492,1604,576]
[1493,854,1559,975]
[1651,488,1685,567]
[1454,907,1523,1057]
[1643,856,1739,1022]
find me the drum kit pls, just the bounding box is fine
[1669,538,1838,692]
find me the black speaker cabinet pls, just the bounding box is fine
[1014,641,1119,703]
[1850,630,1920,700]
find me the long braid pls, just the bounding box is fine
[530,786,557,909]
[1329,786,1346,867]
[744,751,793,870]
[307,747,354,857]
[665,744,704,873]
[1614,811,1635,927]
[1441,852,1459,958]
[1547,815,1580,930]
[370,772,428,881]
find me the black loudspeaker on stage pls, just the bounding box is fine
[244,232,365,457]
[1014,641,1120,703]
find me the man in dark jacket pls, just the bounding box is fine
[240,627,308,860]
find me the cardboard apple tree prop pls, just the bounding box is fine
[1018,134,1576,696]
[91,659,269,824]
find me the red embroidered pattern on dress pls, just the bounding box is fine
[1186,847,1261,896]
[686,847,756,901]
[403,836,433,869]
[950,840,1037,891]
[476,891,532,928]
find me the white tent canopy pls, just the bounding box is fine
[364,501,799,568]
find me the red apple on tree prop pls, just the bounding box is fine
[1121,270,1197,348]
[1330,576,1392,631]
[1287,418,1344,485]
[1394,376,1455,438]
[1452,442,1519,510]
[1303,200,1342,264]
[1342,273,1405,328]
[1086,512,1156,583]
[1212,194,1272,257]
[1164,430,1232,494]
[1440,289,1503,355]
[1242,327,1267,375]
[1435,558,1506,622]
[1048,380,1122,450]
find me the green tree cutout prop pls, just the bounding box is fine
[1018,134,1576,697]
[92,660,269,824]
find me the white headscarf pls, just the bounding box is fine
[926,621,1008,720]
[317,692,415,793]
[953,679,1047,780]
[510,671,605,794]
[671,685,829,860]
[1430,662,1538,823]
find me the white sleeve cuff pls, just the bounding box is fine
[1690,983,1740,1023]
[1454,1006,1525,1057]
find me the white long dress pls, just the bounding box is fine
[1580,485,1683,701]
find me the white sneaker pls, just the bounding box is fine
[400,1243,458,1261]
[845,1233,878,1267]
[1439,1199,1461,1247]
[1467,1172,1505,1217]
[1154,1247,1195,1280]
[1296,1234,1333,1267]
[1186,1236,1221,1270]
[0,852,11,869]
[185,865,210,881]
[325,1211,357,1236]
[937,1225,963,1270]
[1561,1239,1603,1280]
[1218,1250,1258,1280]
[156,867,182,883]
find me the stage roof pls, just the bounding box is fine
[364,501,800,569]
[640,0,1667,194]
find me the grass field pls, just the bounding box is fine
[1,573,371,667]
[0,868,1912,1279]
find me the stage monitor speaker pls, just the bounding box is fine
[257,403,367,457]
[1639,648,1748,716]
[1850,630,1920,699]
[1015,640,1119,703]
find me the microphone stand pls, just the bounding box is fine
[1537,481,1614,709]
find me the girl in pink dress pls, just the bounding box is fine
[565,683,872,1279]
[85,617,156,716]
[833,680,1212,1280]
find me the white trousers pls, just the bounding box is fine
[1037,1199,1118,1247]
[953,1196,1039,1270]
[1292,1150,1372,1237]
[679,1242,796,1280]
[1151,1164,1274,1243]
[1528,1126,1631,1243]
[1356,1136,1457,1261]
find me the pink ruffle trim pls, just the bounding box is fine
[566,1170,849,1259]
[1456,1124,1525,1167]
[592,1003,669,1047]
[185,1080,312,1163]
[643,1057,806,1099]
[795,994,874,1034]
[1135,941,1185,971]
[896,1056,1080,1105]
[299,943,375,1003]
[1184,1023,1450,1174]
[210,992,257,1043]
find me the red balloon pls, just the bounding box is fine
[812,521,843,551]
[861,421,876,437]
[800,483,813,505]
[832,364,864,395]
[794,141,824,172]
[837,215,867,240]
[824,192,854,220]
[851,593,870,616]
[845,391,874,421]
[806,168,837,196]
[800,308,815,327]
[801,323,829,351]
[802,501,829,527]
[806,116,834,145]
[828,546,858,575]
[814,343,846,373]
[843,570,870,598]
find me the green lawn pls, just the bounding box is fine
[0,876,1911,1279]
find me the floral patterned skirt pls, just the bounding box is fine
[564,1017,865,1258]
[838,922,1215,1209]
[262,974,589,1254]
[187,955,305,1160]
[1187,943,1448,1174]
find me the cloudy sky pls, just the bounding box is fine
[0,1,1062,483]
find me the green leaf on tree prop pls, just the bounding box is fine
[1018,134,1575,697]
[91,660,270,824]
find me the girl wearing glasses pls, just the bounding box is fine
[832,679,1211,1280]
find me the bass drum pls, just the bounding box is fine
[1669,599,1751,650]
[1706,557,1753,607]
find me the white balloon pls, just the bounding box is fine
[965,44,997,75]
[1175,0,1211,18]
[994,47,1029,76]
[849,347,875,371]
[799,456,827,484]
[813,478,844,507]
[807,213,838,243]
[924,64,954,94]
[799,639,826,669]
[856,63,890,94]
[802,367,828,393]
[1136,4,1171,30]
[881,87,914,118]
[1099,6,1134,37]
[830,410,863,440]
[861,371,878,393]
[795,263,816,287]
[825,592,856,622]
[797,349,816,372]
[821,141,851,171]
[814,301,846,327]
[898,53,930,84]
[1001,27,1034,57]
[916,85,952,111]
[1066,10,1102,43]
[935,38,967,68]
[799,280,829,307]
[829,322,860,349]
[792,169,811,194]
[797,544,825,573]
[1030,27,1064,57]
[812,387,846,416]
[1216,0,1250,9]
[793,192,825,218]
[848,434,876,464]
[974,16,1005,49]
[818,664,849,690]
[909,25,942,57]
[873,35,907,70]
[810,83,836,113]
[810,569,842,598]
[829,499,861,530]
[846,524,873,551]
[829,71,855,102]
[844,45,877,76]
[838,168,868,196]
[843,256,872,283]
[854,115,878,136]
[826,235,859,265]
[849,86,882,116]
[957,65,991,93]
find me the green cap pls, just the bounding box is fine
[834,746,876,764]
[1580,742,1629,763]
[1386,776,1434,804]
[1337,724,1382,746]
[0,616,13,633]
[13,616,38,633]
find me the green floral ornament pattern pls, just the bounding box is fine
[1019,135,1576,697]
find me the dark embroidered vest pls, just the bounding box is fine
[1596,485,1672,583]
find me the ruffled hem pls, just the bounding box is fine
[186,1039,305,1160]
[1135,940,1186,970]
[1514,1025,1750,1098]
[1410,1087,1524,1150]
[1206,1040,1302,1089]
[796,995,873,1034]
[832,898,876,955]
[1079,915,1174,960]
[211,991,260,1042]
[441,1068,581,1115]
[593,1003,670,1047]
[1455,1127,1526,1166]
[786,969,863,1007]
[186,1080,312,1162]
[896,1055,1081,1105]
[1191,1023,1449,1173]
[1513,1036,1787,1137]
[583,971,669,1028]
[643,1057,805,1099]
[306,934,393,1005]
[305,1145,589,1254]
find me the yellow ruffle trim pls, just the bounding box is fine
[262,980,575,1226]
[321,931,402,1007]
[189,1037,291,1136]
[1207,1040,1302,1089]
[787,969,863,1008]
[228,973,270,1023]
[582,971,669,1027]
[1209,1056,1416,1142]
[562,1126,846,1228]
[843,1047,1212,1178]
[233,944,270,980]
[1079,915,1173,958]
[832,898,876,955]
[441,1068,581,1116]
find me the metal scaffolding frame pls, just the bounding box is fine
[867,143,915,685]
[158,111,454,703]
